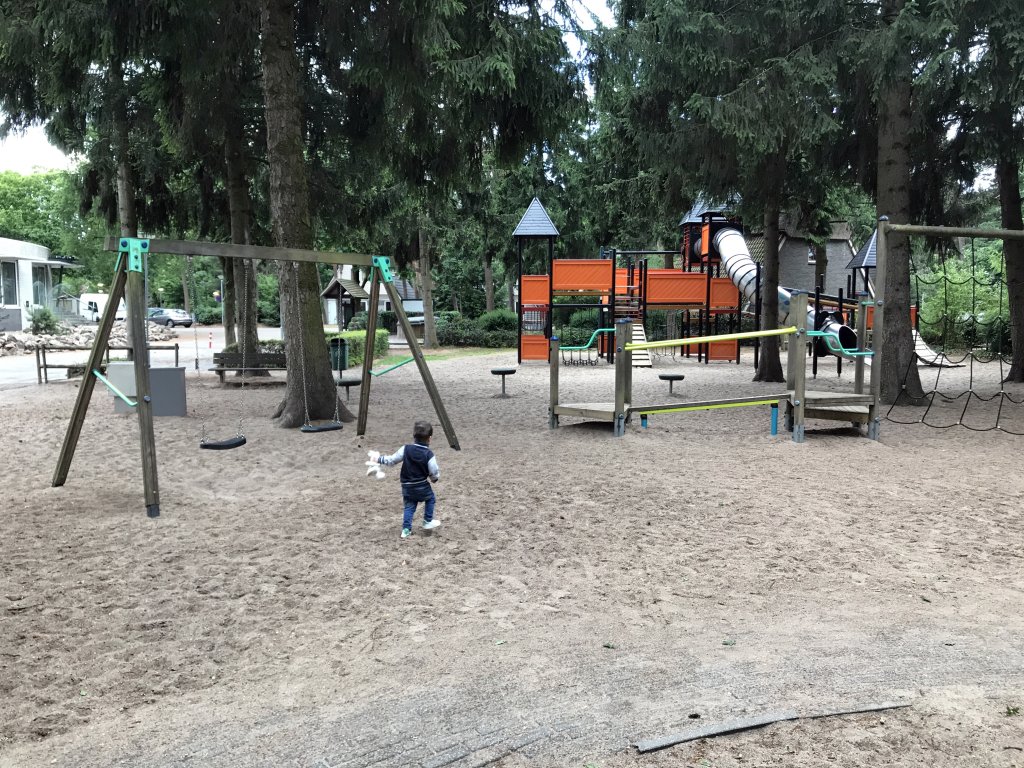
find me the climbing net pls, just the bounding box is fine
[887,232,1024,434]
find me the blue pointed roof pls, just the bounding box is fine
[847,229,877,269]
[513,198,559,238]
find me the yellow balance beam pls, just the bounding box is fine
[637,398,782,416]
[625,326,797,352]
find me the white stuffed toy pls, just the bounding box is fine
[365,450,385,480]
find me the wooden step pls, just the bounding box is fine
[631,325,652,368]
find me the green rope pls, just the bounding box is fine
[370,356,415,376]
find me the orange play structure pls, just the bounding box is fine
[519,257,742,362]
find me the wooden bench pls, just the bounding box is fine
[211,351,287,383]
[658,373,685,395]
[491,367,516,398]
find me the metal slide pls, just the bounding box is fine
[713,227,859,358]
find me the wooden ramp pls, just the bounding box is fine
[551,402,622,422]
[631,325,652,368]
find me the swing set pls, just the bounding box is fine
[52,238,460,517]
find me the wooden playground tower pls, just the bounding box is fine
[515,200,745,366]
[52,236,458,517]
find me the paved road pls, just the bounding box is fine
[0,325,284,391]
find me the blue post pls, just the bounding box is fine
[641,414,648,429]
[770,403,778,435]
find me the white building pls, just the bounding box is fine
[0,236,78,331]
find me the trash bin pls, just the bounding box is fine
[329,337,348,372]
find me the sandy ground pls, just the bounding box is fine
[1,346,1023,768]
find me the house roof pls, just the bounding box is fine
[678,195,739,226]
[741,234,788,264]
[513,198,559,238]
[320,275,370,300]
[847,229,877,270]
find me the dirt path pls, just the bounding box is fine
[2,349,1022,766]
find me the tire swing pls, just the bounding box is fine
[290,262,343,434]
[189,255,248,450]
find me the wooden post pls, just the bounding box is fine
[383,279,461,450]
[356,269,381,437]
[53,254,129,488]
[790,292,808,443]
[125,252,160,517]
[613,319,630,436]
[549,335,560,429]
[868,218,888,440]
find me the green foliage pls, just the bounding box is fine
[256,272,280,326]
[437,315,486,347]
[477,308,518,333]
[914,242,1011,352]
[27,306,61,334]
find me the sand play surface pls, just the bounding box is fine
[2,346,1023,767]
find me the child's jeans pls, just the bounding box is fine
[402,485,435,530]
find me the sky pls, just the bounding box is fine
[0,0,614,176]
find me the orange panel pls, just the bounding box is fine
[709,278,740,309]
[707,340,738,361]
[552,260,613,291]
[647,272,707,304]
[521,275,549,304]
[910,305,918,327]
[521,335,549,361]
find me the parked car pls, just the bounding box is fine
[148,307,193,328]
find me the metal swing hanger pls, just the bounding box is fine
[192,255,248,450]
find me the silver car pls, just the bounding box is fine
[148,307,194,328]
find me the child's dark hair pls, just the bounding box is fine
[413,420,433,442]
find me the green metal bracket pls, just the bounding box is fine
[118,237,150,273]
[561,328,615,352]
[92,368,137,407]
[372,255,395,283]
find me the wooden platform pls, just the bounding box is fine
[787,390,874,424]
[551,402,623,422]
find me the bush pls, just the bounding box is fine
[477,308,518,333]
[567,307,601,330]
[437,315,486,347]
[27,306,61,335]
[483,329,517,348]
[194,306,221,325]
[223,338,284,354]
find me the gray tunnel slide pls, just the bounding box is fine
[713,227,858,358]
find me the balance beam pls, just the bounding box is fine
[625,326,797,352]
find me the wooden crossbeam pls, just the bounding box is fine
[103,236,374,267]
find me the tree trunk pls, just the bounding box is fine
[990,29,1024,382]
[483,250,495,312]
[260,0,351,425]
[417,226,439,348]
[224,120,265,376]
[754,155,785,383]
[876,0,924,404]
[996,156,1024,381]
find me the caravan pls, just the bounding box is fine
[79,293,127,322]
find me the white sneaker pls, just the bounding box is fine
[401,528,412,539]
[422,520,441,531]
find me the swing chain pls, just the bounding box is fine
[293,263,313,428]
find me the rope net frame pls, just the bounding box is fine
[886,231,1024,434]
